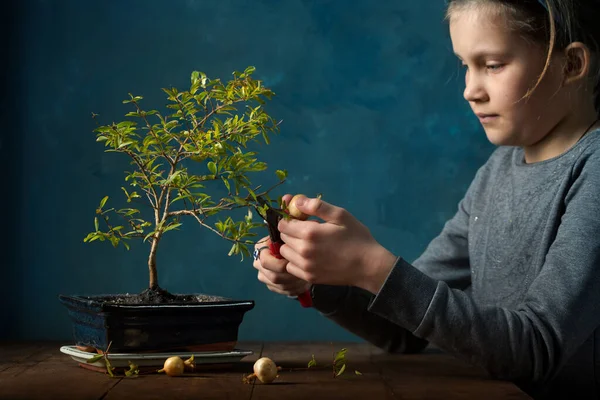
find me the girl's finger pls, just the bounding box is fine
[278,218,321,239]
[258,251,289,273]
[257,270,271,286]
[279,233,308,255]
[278,243,308,272]
[266,284,295,296]
[261,268,302,285]
[257,270,306,293]
[285,262,312,283]
[266,281,310,296]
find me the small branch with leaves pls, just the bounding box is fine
[307,348,362,378]
[85,341,140,378]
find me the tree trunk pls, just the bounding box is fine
[148,235,161,289]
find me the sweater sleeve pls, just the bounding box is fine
[310,166,478,354]
[367,151,600,387]
[310,284,429,354]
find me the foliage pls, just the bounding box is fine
[86,341,141,377]
[83,66,287,288]
[307,347,362,377]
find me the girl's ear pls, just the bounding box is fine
[562,42,592,85]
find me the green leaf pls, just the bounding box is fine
[228,242,239,256]
[107,363,115,378]
[261,130,271,144]
[207,161,217,175]
[94,217,99,232]
[99,196,109,209]
[232,196,246,206]
[334,348,347,364]
[275,169,287,181]
[162,170,183,186]
[335,363,346,377]
[87,354,104,364]
[307,355,317,368]
[144,231,156,242]
[123,93,143,104]
[239,244,250,260]
[222,177,231,193]
[247,162,266,172]
[354,370,362,376]
[162,222,182,233]
[117,208,140,217]
[125,361,139,377]
[109,236,119,248]
[244,208,253,224]
[118,140,136,149]
[172,193,193,203]
[191,71,200,85]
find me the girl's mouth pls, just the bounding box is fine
[476,113,499,124]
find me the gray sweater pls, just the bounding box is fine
[310,130,600,399]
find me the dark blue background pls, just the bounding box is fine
[1,0,493,342]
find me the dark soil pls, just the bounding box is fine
[86,286,229,305]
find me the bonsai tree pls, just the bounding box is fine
[83,66,287,300]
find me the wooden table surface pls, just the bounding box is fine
[0,341,531,400]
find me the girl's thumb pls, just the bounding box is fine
[295,196,345,224]
[293,196,306,208]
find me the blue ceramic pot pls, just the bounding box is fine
[59,294,254,353]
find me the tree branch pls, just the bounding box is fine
[160,163,176,223]
[133,101,175,167]
[168,209,247,244]
[168,200,246,219]
[123,151,158,210]
[174,97,198,152]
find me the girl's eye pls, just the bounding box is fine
[486,64,504,71]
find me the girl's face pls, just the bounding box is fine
[449,6,567,149]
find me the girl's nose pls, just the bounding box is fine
[463,72,488,103]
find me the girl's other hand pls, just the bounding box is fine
[253,236,311,296]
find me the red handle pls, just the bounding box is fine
[268,242,283,259]
[268,242,313,308]
[296,289,313,308]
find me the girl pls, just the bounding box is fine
[252,0,600,398]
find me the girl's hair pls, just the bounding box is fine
[445,0,600,113]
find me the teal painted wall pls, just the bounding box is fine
[3,0,493,342]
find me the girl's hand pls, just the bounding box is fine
[278,195,397,294]
[253,236,311,296]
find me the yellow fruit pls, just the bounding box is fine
[288,194,308,220]
[253,357,279,383]
[159,356,185,376]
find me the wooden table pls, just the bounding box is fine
[0,341,531,399]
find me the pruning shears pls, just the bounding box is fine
[254,196,313,308]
